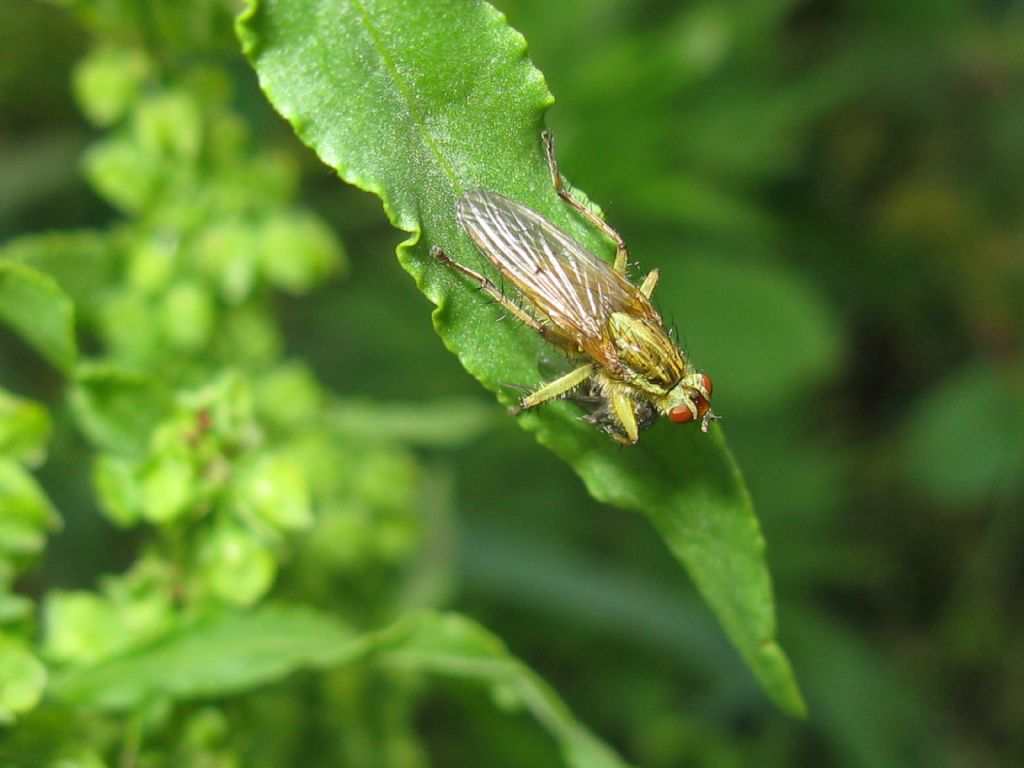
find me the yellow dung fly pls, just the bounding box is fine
[432,132,717,444]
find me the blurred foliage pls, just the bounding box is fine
[0,0,1021,767]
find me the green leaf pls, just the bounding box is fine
[238,0,802,714]
[379,612,632,768]
[3,230,116,314]
[0,634,47,723]
[49,604,360,709]
[91,454,142,527]
[904,364,1024,504]
[51,606,630,767]
[0,458,61,558]
[42,588,172,666]
[0,389,52,467]
[72,45,152,127]
[69,363,174,456]
[664,253,844,411]
[0,259,77,372]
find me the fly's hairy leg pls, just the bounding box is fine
[432,246,552,339]
[610,389,640,444]
[434,245,594,418]
[515,363,595,413]
[542,131,630,275]
[639,268,659,298]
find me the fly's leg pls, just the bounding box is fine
[513,364,595,413]
[639,268,659,298]
[432,246,551,339]
[610,390,640,444]
[542,131,630,274]
[434,245,587,415]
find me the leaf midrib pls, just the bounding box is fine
[350,0,459,193]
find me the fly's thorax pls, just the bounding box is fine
[606,311,685,393]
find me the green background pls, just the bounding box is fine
[2,0,1022,766]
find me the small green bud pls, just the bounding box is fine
[43,591,121,664]
[83,137,160,214]
[0,635,46,723]
[133,91,203,165]
[98,291,161,363]
[198,526,276,606]
[0,389,51,467]
[0,593,34,626]
[258,212,344,294]
[128,238,176,294]
[140,455,194,524]
[253,364,323,429]
[238,453,313,532]
[160,281,215,351]
[219,307,282,366]
[72,46,151,126]
[193,220,258,303]
[93,454,142,528]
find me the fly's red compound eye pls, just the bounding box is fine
[701,373,713,396]
[668,405,695,424]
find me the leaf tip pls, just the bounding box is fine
[759,640,807,718]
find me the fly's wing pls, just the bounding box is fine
[456,189,657,364]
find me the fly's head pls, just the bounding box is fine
[663,372,718,433]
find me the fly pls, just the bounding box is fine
[431,132,717,444]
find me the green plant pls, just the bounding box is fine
[5,0,1022,766]
[0,0,798,764]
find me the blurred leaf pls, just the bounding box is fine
[68,363,174,456]
[665,253,844,412]
[380,612,633,768]
[0,390,51,467]
[461,520,738,676]
[51,604,631,767]
[3,231,115,321]
[72,45,152,126]
[0,259,77,372]
[0,635,47,724]
[790,608,956,768]
[903,364,1024,504]
[82,89,205,215]
[91,454,141,527]
[50,603,359,709]
[0,458,60,558]
[238,0,803,715]
[42,588,172,666]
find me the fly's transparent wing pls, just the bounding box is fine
[455,189,656,353]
